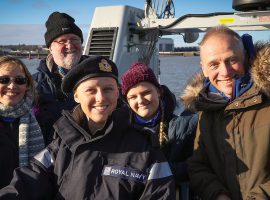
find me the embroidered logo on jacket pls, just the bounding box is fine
[102,165,147,183]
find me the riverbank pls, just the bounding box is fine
[159,51,199,56]
[22,56,201,98]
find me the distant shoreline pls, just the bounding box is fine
[159,51,199,56]
[2,51,199,59]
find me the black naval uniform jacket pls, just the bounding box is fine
[0,106,175,200]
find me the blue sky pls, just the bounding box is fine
[0,0,269,46]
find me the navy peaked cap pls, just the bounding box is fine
[61,56,119,93]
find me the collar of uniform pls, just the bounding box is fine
[53,108,87,152]
[53,105,114,152]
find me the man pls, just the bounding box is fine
[181,25,270,200]
[33,11,88,145]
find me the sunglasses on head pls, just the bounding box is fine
[0,76,28,85]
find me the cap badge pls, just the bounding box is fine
[99,59,112,72]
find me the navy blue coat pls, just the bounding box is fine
[130,85,198,185]
[32,56,88,145]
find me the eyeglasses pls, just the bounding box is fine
[53,38,81,46]
[0,76,28,85]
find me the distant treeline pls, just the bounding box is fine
[0,44,46,51]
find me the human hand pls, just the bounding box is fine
[216,194,232,200]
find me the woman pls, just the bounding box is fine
[121,62,198,186]
[0,56,175,199]
[0,56,44,189]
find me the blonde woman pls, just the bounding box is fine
[121,62,198,191]
[0,56,44,189]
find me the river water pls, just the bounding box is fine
[159,56,200,98]
[22,56,201,98]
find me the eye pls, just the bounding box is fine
[15,76,28,85]
[0,76,10,84]
[56,40,66,45]
[127,95,136,101]
[85,88,95,94]
[229,57,238,65]
[103,87,114,92]
[209,63,219,70]
[70,38,80,44]
[145,90,152,95]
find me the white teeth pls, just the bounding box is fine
[220,79,232,83]
[225,80,232,83]
[95,106,107,110]
[139,106,146,108]
[5,92,17,96]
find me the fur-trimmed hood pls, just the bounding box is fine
[180,42,270,111]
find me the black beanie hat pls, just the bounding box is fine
[45,11,83,47]
[62,56,119,93]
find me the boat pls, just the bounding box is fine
[83,0,270,80]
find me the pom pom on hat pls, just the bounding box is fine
[62,56,118,93]
[45,11,83,47]
[121,62,160,97]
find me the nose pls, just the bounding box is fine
[95,89,105,102]
[65,41,75,48]
[7,81,16,88]
[137,95,145,104]
[220,62,233,77]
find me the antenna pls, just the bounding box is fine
[144,0,175,19]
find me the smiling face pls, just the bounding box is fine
[49,33,82,69]
[0,64,28,107]
[126,81,160,120]
[200,34,246,98]
[74,77,119,126]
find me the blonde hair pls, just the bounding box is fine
[158,102,168,147]
[0,56,36,99]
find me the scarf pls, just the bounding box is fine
[57,66,69,78]
[0,91,45,167]
[133,100,166,128]
[134,109,161,128]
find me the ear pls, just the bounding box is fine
[74,91,80,103]
[200,61,208,78]
[49,46,53,53]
